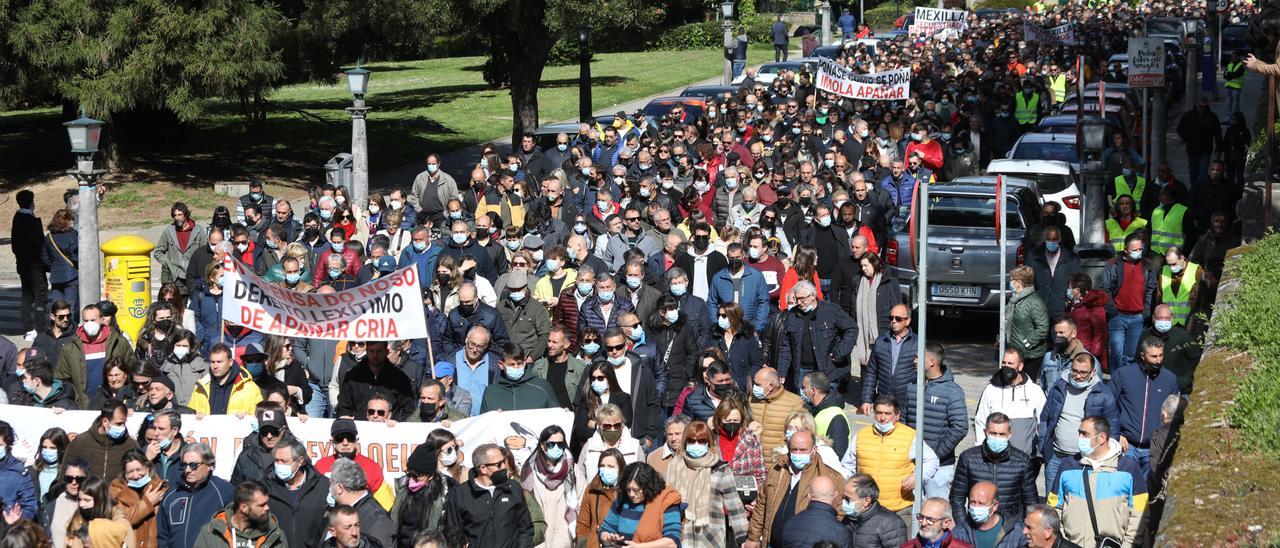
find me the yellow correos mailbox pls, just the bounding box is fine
[101,235,155,343]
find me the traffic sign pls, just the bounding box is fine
[1128,37,1165,87]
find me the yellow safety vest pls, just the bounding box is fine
[1048,74,1067,104]
[1015,92,1040,125]
[1160,262,1199,326]
[1105,217,1148,252]
[1149,203,1188,254]
[1225,62,1245,90]
[814,406,850,448]
[1113,175,1147,205]
[855,423,917,512]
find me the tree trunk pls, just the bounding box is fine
[483,0,554,145]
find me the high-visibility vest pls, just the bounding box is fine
[1113,175,1147,205]
[1106,217,1148,251]
[1149,203,1188,254]
[815,406,850,447]
[1160,262,1199,325]
[855,423,917,512]
[1015,92,1040,125]
[1225,62,1245,90]
[1048,74,1067,104]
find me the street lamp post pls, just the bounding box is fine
[818,1,832,47]
[1081,119,1110,246]
[722,1,735,85]
[345,65,372,208]
[577,25,593,124]
[64,112,106,310]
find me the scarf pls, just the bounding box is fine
[663,449,717,527]
[522,451,580,524]
[853,273,881,365]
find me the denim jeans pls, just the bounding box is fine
[305,381,329,418]
[1107,313,1145,370]
[925,464,954,499]
[1043,452,1074,494]
[1125,445,1152,478]
[732,60,746,79]
[1226,87,1241,115]
[1186,153,1211,185]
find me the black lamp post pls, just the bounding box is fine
[577,25,593,124]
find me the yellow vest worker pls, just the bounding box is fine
[1225,61,1245,90]
[1113,174,1147,205]
[1105,217,1148,252]
[854,422,918,512]
[1160,262,1200,326]
[814,406,850,449]
[1015,92,1041,125]
[1149,203,1188,255]
[1047,74,1067,104]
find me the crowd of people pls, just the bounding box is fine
[0,0,1252,545]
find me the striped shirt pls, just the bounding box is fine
[601,500,683,545]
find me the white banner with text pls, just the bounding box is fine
[816,59,912,101]
[910,7,969,37]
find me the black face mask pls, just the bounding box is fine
[335,450,357,460]
[490,469,509,485]
[761,218,776,230]
[462,268,477,281]
[1053,336,1070,353]
[712,383,734,398]
[728,258,744,272]
[458,303,477,317]
[998,366,1019,385]
[693,236,710,252]
[720,421,742,438]
[419,402,439,419]
[304,228,320,241]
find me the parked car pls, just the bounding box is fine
[1006,132,1081,170]
[679,85,740,101]
[986,159,1082,236]
[531,116,613,151]
[1036,114,1123,139]
[887,177,1043,316]
[642,96,706,122]
[1221,23,1251,63]
[730,60,816,85]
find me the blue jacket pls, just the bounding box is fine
[707,265,772,332]
[1110,363,1179,447]
[776,301,858,384]
[878,173,918,211]
[780,501,851,548]
[700,329,765,389]
[42,230,79,284]
[681,385,720,422]
[951,514,1028,548]
[1039,376,1119,461]
[0,453,36,520]
[576,296,635,336]
[443,303,511,357]
[187,281,223,358]
[158,476,233,548]
[902,369,969,465]
[398,242,443,290]
[861,330,917,406]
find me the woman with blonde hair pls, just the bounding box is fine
[663,421,747,547]
[775,411,851,478]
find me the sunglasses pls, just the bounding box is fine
[64,475,86,484]
[686,439,711,445]
[600,422,624,431]
[260,427,281,438]
[890,315,910,322]
[591,375,608,381]
[367,409,389,417]
[334,433,357,444]
[606,343,627,352]
[181,461,205,471]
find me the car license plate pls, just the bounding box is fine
[930,284,980,298]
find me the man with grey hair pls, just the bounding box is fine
[455,325,497,417]
[664,266,710,340]
[777,279,858,390]
[843,473,909,547]
[906,498,959,547]
[444,443,534,547]
[330,458,395,548]
[443,282,511,356]
[158,442,234,548]
[1023,503,1076,548]
[647,414,692,474]
[266,438,329,548]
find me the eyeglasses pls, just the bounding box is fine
[465,341,487,350]
[600,422,624,431]
[917,514,945,525]
[64,475,86,484]
[889,315,910,322]
[606,343,627,352]
[367,408,389,417]
[181,461,205,471]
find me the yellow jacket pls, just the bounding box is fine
[187,367,264,416]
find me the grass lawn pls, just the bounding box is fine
[0,46,771,230]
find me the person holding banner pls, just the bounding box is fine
[158,443,234,548]
[443,444,536,548]
[187,344,263,417]
[479,344,558,413]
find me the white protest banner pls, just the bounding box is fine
[0,404,573,481]
[1024,22,1076,44]
[1127,37,1165,87]
[221,257,427,341]
[816,58,911,101]
[910,7,969,37]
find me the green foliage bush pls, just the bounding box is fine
[650,16,774,50]
[1219,234,1280,457]
[975,0,1037,9]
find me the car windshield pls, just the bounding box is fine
[928,194,1023,229]
[1012,142,1077,163]
[1010,173,1074,194]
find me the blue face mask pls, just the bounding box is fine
[874,421,895,434]
[1154,319,1173,333]
[717,317,730,331]
[599,467,618,486]
[1128,249,1144,261]
[751,384,766,399]
[574,223,588,234]
[326,491,336,507]
[985,436,1010,453]
[582,342,601,355]
[1069,375,1092,389]
[841,500,860,515]
[789,452,811,469]
[452,233,467,245]
[625,276,642,289]
[106,424,128,440]
[331,242,344,253]
[127,475,152,489]
[597,290,614,303]
[0,447,6,460]
[509,290,526,302]
[505,367,525,381]
[158,435,173,450]
[968,504,992,523]
[1066,288,1076,301]
[427,164,439,174]
[413,241,428,252]
[1045,241,1060,253]
[665,309,680,324]
[670,284,687,297]
[544,445,565,461]
[607,354,626,366]
[1077,436,1095,456]
[592,379,609,394]
[505,240,522,251]
[41,448,59,464]
[328,268,342,279]
[285,273,301,284]
[245,362,265,377]
[558,144,568,152]
[685,443,709,458]
[629,326,644,342]
[577,282,593,296]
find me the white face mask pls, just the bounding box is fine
[173,347,190,360]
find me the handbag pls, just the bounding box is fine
[1082,466,1124,548]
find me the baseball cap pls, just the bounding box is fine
[256,406,286,431]
[433,361,456,378]
[331,419,358,438]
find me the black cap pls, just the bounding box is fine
[406,444,436,474]
[96,300,118,317]
[151,375,176,394]
[331,419,358,437]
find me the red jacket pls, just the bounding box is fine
[900,532,973,548]
[1068,289,1110,372]
[905,140,945,172]
[552,287,583,345]
[313,247,361,286]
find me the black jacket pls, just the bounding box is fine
[902,369,969,466]
[265,464,331,548]
[443,478,535,548]
[777,301,858,385]
[586,353,663,445]
[780,501,850,548]
[12,211,43,267]
[648,317,700,408]
[950,444,1039,524]
[844,501,909,548]
[443,302,512,356]
[1025,245,1082,319]
[700,328,765,389]
[861,330,917,406]
[353,492,397,548]
[335,361,416,421]
[232,432,298,485]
